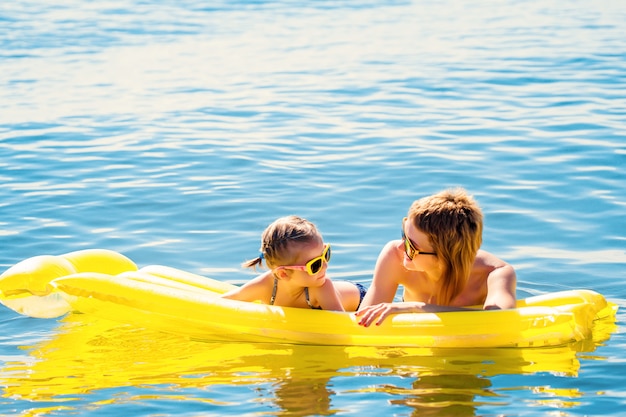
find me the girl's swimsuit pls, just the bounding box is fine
[354,282,368,309]
[269,278,367,310]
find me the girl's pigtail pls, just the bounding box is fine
[241,253,265,270]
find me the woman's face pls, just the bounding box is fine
[401,218,439,273]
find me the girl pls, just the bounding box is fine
[221,215,367,311]
[356,188,516,326]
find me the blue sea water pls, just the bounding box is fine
[1,0,625,415]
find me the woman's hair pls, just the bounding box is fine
[242,215,321,270]
[408,188,483,305]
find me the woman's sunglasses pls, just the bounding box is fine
[275,244,331,275]
[401,221,436,259]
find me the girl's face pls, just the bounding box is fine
[277,240,330,286]
[401,219,439,273]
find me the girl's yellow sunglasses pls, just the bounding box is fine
[274,244,331,275]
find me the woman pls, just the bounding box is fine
[356,188,516,326]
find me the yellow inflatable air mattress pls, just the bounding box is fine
[0,249,618,348]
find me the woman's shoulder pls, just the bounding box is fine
[374,240,410,280]
[379,239,403,257]
[377,239,405,265]
[473,249,511,270]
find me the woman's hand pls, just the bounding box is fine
[355,301,474,326]
[355,302,425,327]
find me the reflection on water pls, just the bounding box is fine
[0,313,617,416]
[384,374,497,417]
[272,378,335,417]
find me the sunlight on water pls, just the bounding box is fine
[510,247,626,265]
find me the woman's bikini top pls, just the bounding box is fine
[269,278,322,310]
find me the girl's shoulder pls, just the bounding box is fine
[241,270,275,290]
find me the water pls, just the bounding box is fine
[1,0,625,415]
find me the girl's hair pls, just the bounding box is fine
[408,188,483,305]
[242,215,321,270]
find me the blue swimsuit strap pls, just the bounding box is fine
[270,278,317,309]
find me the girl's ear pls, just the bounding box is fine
[274,268,290,280]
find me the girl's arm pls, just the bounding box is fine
[312,279,345,311]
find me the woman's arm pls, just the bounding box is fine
[472,250,517,310]
[356,250,517,326]
[484,263,517,310]
[356,301,476,327]
[358,240,404,309]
